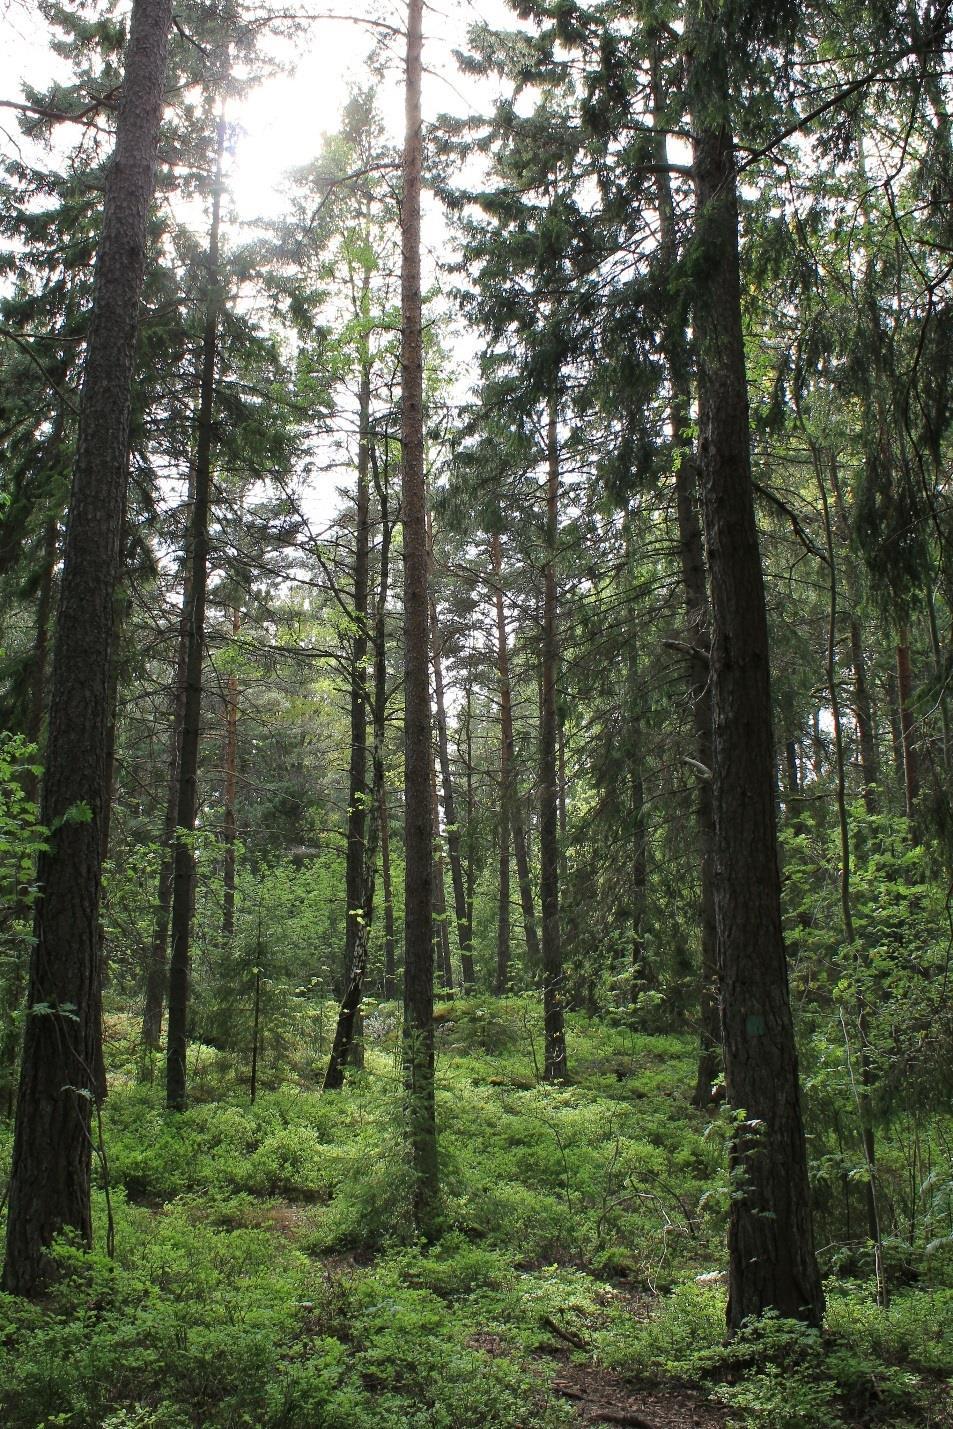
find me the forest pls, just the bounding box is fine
[1,0,953,1425]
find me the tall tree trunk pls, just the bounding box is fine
[491,530,541,966]
[166,113,225,1113]
[401,0,438,1232]
[429,588,475,987]
[540,394,567,1081]
[651,43,720,1106]
[222,603,240,940]
[3,0,172,1297]
[689,47,824,1328]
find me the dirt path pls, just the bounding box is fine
[552,1360,730,1428]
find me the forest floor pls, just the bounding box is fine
[1,999,952,1427]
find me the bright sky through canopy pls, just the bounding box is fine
[0,2,510,226]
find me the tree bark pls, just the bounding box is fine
[166,113,225,1113]
[400,0,438,1233]
[3,0,172,1297]
[689,60,824,1328]
[540,394,567,1080]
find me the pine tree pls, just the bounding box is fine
[3,0,173,1296]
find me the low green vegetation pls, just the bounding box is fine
[2,1002,951,1428]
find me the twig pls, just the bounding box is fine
[542,1314,590,1350]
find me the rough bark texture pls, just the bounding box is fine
[400,0,438,1232]
[540,396,567,1080]
[3,0,172,1297]
[166,115,225,1113]
[690,96,824,1329]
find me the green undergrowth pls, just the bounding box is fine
[596,1280,953,1426]
[0,1002,951,1427]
